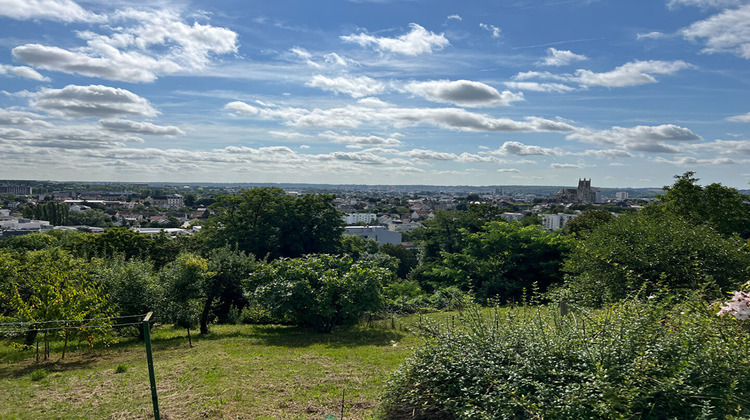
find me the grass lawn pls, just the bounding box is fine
[0,321,423,419]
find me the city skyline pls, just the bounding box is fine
[1,0,750,188]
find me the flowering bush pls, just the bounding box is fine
[718,290,750,320]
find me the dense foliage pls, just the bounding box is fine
[383,296,750,419]
[563,209,750,306]
[204,187,344,259]
[250,254,393,333]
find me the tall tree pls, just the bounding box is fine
[204,187,344,259]
[659,171,750,238]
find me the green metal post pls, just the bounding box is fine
[143,312,160,420]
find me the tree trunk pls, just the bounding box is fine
[186,327,193,347]
[200,295,214,334]
[61,330,69,359]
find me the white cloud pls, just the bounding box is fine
[319,131,403,147]
[727,112,750,122]
[100,119,185,136]
[581,149,633,158]
[681,5,750,59]
[479,23,502,39]
[513,60,693,89]
[492,141,558,156]
[403,148,458,160]
[225,100,578,133]
[504,81,575,93]
[568,124,702,153]
[538,48,588,67]
[447,14,462,21]
[0,0,103,22]
[12,9,238,82]
[0,108,52,127]
[667,0,745,9]
[307,75,385,98]
[654,156,737,165]
[575,60,693,87]
[340,23,450,55]
[693,139,750,155]
[497,168,520,173]
[637,31,668,40]
[551,163,584,169]
[0,64,50,81]
[31,85,158,118]
[403,80,524,107]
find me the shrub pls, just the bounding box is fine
[114,364,128,374]
[251,254,393,333]
[564,210,750,306]
[382,295,750,419]
[30,369,48,381]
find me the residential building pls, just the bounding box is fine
[343,213,377,225]
[343,225,402,245]
[542,213,580,231]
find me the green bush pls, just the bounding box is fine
[382,296,750,419]
[29,369,48,381]
[564,210,750,306]
[251,254,393,333]
[114,363,128,374]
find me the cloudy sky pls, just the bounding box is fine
[1,0,749,188]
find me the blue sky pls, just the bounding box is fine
[1,0,749,188]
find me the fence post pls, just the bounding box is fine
[143,312,160,420]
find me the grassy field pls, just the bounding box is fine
[0,320,426,419]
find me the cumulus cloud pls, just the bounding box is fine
[0,64,50,81]
[31,85,158,118]
[681,5,750,59]
[694,139,750,155]
[492,141,558,156]
[224,100,577,133]
[0,0,103,22]
[537,48,588,67]
[513,60,693,89]
[0,108,52,127]
[403,80,524,107]
[447,14,462,21]
[340,23,450,55]
[581,149,634,158]
[12,9,238,82]
[727,112,750,122]
[479,23,502,38]
[575,60,693,87]
[568,124,702,153]
[307,75,385,98]
[319,131,403,147]
[497,168,520,173]
[100,119,185,136]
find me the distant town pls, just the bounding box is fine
[1,178,741,241]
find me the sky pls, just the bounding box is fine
[1,0,750,188]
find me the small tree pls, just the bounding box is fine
[161,253,212,345]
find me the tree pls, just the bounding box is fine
[339,235,380,260]
[251,255,392,333]
[379,243,418,279]
[659,171,750,238]
[204,187,344,259]
[199,247,255,334]
[564,209,750,306]
[161,253,212,345]
[431,222,574,301]
[562,209,615,237]
[0,248,114,357]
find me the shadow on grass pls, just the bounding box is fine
[153,324,409,349]
[0,351,101,379]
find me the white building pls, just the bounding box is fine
[343,213,377,225]
[542,213,579,231]
[502,212,524,222]
[616,192,629,201]
[343,226,402,245]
